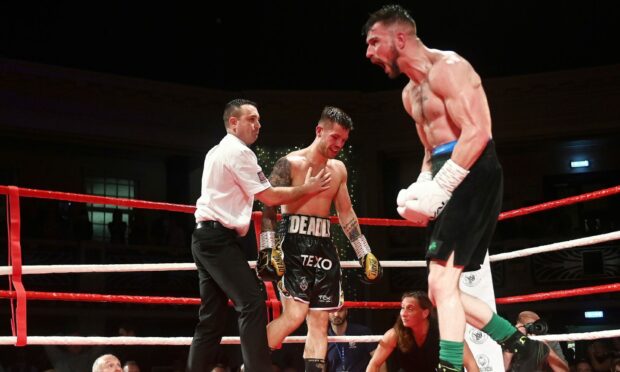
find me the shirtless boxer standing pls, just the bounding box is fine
[363,5,557,371]
[256,106,382,372]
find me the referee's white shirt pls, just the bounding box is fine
[195,134,271,236]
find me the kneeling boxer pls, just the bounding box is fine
[256,106,382,372]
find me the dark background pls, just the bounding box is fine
[2,1,619,90]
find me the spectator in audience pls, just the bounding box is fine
[587,340,613,372]
[92,354,122,372]
[108,209,127,244]
[503,310,569,371]
[326,307,378,372]
[575,359,594,372]
[367,291,478,372]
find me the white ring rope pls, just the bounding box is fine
[1,230,618,276]
[531,329,620,342]
[1,329,619,346]
[0,260,426,276]
[0,335,380,346]
[489,230,620,262]
[0,263,198,276]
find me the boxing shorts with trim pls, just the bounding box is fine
[276,214,343,310]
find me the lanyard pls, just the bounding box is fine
[336,343,348,372]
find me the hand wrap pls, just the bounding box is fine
[399,160,469,220]
[351,235,382,284]
[256,231,285,281]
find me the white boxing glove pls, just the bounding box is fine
[396,171,433,207]
[404,160,469,219]
[397,204,430,224]
[402,182,451,219]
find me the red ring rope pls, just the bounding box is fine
[499,185,620,220]
[495,283,620,304]
[0,186,195,214]
[2,282,618,307]
[2,185,619,224]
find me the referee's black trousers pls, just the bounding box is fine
[187,225,271,372]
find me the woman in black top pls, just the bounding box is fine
[366,291,478,372]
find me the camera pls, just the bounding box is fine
[524,319,548,335]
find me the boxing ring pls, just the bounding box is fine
[1,184,620,350]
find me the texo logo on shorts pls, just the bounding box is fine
[301,254,333,270]
[288,215,330,237]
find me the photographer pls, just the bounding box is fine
[587,340,613,372]
[503,311,569,371]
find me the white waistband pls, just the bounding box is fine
[284,215,331,238]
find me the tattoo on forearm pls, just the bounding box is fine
[269,157,292,187]
[261,158,290,232]
[342,218,361,241]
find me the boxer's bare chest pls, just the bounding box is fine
[407,81,446,125]
[281,159,343,215]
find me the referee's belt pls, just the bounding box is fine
[196,220,229,230]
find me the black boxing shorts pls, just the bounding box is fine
[426,140,503,272]
[276,214,343,310]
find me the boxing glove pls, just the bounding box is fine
[351,234,382,284]
[256,231,285,281]
[397,204,430,224]
[396,171,432,207]
[404,160,469,219]
[256,247,285,282]
[359,252,382,284]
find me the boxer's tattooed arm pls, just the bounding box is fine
[261,157,292,232]
[342,217,362,242]
[268,157,292,187]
